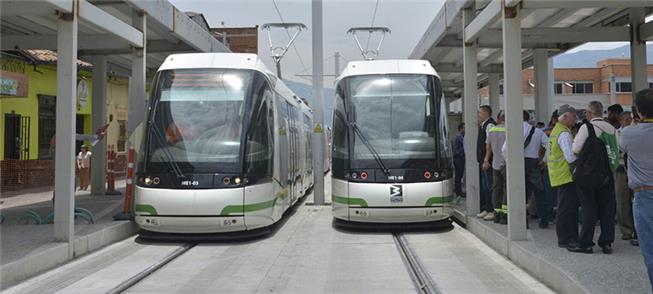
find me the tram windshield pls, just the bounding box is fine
[142,68,251,173]
[343,74,445,170]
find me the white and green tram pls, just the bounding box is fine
[331,59,454,224]
[134,53,313,234]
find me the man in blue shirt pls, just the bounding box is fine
[453,123,465,199]
[620,89,653,288]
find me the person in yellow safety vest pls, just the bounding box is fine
[547,104,580,249]
[483,111,507,224]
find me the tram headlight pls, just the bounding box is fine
[152,177,160,185]
[144,177,153,185]
[234,177,242,185]
[360,171,368,180]
[223,177,231,185]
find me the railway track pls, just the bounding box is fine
[106,243,196,294]
[393,233,441,294]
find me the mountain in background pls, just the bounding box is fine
[553,44,653,68]
[283,79,336,125]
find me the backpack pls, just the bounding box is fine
[573,121,612,190]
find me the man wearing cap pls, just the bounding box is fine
[569,101,618,254]
[547,104,580,248]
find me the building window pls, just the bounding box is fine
[570,82,593,94]
[499,84,504,95]
[649,82,653,89]
[554,83,563,95]
[38,95,56,159]
[616,82,632,93]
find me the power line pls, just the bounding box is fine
[364,0,380,51]
[271,0,309,73]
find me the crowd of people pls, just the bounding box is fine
[451,89,653,287]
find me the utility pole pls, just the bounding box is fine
[312,0,325,205]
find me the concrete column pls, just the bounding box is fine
[502,4,527,241]
[127,12,147,141]
[462,7,480,216]
[488,73,501,114]
[534,48,551,123]
[312,0,325,205]
[630,8,648,102]
[91,56,107,196]
[610,74,616,106]
[547,57,555,115]
[54,11,78,257]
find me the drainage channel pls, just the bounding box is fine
[106,243,196,294]
[393,233,441,294]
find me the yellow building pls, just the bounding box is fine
[0,50,129,193]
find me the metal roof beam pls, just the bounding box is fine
[78,0,143,47]
[464,0,502,43]
[521,0,652,9]
[641,21,653,41]
[479,27,630,43]
[0,0,73,16]
[438,62,503,73]
[80,40,194,55]
[1,34,133,50]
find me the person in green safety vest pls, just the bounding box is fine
[546,104,580,249]
[483,111,506,224]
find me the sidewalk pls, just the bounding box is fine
[452,201,651,294]
[0,180,138,287]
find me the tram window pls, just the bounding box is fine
[245,76,273,176]
[332,87,350,173]
[144,69,250,173]
[349,75,435,162]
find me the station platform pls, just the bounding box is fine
[0,180,138,287]
[452,198,651,294]
[1,189,552,294]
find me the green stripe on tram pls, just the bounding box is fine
[333,196,368,207]
[135,204,158,215]
[220,198,277,216]
[425,196,454,206]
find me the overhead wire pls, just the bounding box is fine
[271,0,309,74]
[364,0,380,52]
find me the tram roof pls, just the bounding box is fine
[159,53,271,74]
[159,52,311,109]
[336,59,440,82]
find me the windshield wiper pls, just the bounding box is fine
[349,121,390,176]
[148,121,185,178]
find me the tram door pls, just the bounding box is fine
[286,103,297,203]
[277,99,291,207]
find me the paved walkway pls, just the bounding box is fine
[0,181,127,265]
[453,198,651,294]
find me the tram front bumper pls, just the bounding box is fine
[333,206,451,223]
[135,215,246,233]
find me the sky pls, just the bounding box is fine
[169,0,444,87]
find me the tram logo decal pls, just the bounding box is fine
[390,185,403,203]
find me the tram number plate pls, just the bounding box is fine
[390,185,403,203]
